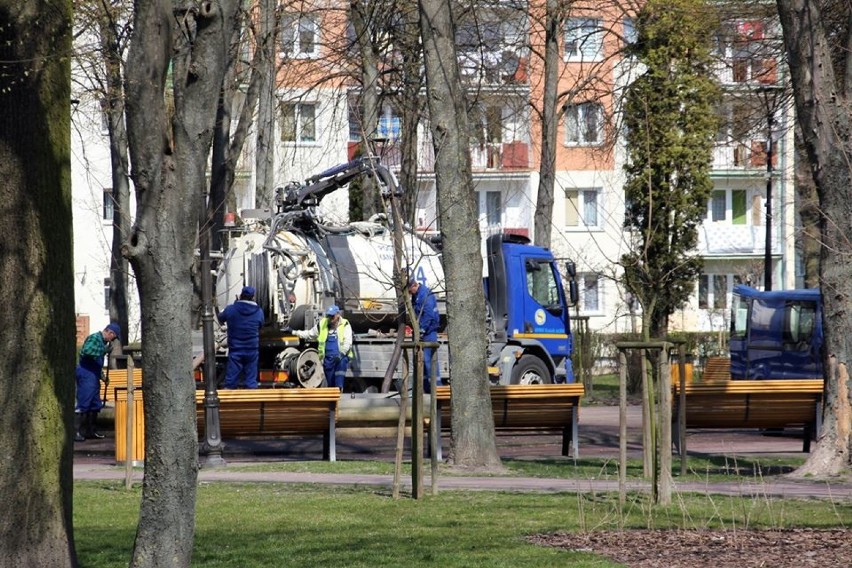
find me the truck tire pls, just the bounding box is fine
[510,355,552,385]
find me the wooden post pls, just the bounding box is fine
[428,346,439,495]
[678,343,687,476]
[411,345,424,499]
[125,355,135,490]
[618,350,628,506]
[392,350,410,499]
[641,351,654,479]
[658,346,672,505]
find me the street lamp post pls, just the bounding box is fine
[756,84,782,291]
[763,108,774,291]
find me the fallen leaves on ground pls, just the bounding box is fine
[528,527,851,567]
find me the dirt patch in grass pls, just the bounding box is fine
[528,528,851,567]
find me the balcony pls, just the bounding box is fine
[458,51,529,87]
[713,141,777,170]
[417,140,529,172]
[697,223,779,256]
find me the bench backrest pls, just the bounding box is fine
[700,357,731,381]
[673,379,823,428]
[195,388,341,437]
[435,383,584,429]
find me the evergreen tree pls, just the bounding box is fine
[621,0,721,338]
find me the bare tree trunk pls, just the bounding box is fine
[210,10,266,253]
[395,1,423,225]
[533,0,561,249]
[124,1,240,565]
[0,1,77,565]
[351,0,380,218]
[794,125,820,288]
[418,0,502,470]
[255,0,276,211]
[98,4,132,342]
[776,0,852,477]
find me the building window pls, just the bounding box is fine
[377,107,401,141]
[565,188,601,229]
[103,278,111,312]
[280,15,319,58]
[103,188,114,221]
[564,102,603,145]
[348,98,362,142]
[698,274,729,310]
[579,273,601,312]
[708,189,749,224]
[564,18,602,61]
[623,17,638,45]
[732,190,747,224]
[478,190,502,233]
[280,102,316,143]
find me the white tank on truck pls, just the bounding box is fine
[213,157,578,392]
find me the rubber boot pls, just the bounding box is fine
[74,413,85,442]
[85,411,105,439]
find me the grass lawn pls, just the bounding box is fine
[74,480,851,567]
[223,454,807,484]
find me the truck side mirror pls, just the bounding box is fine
[565,261,576,278]
[564,261,578,306]
[568,280,579,306]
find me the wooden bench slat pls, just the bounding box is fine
[195,387,341,461]
[673,379,823,452]
[432,383,584,460]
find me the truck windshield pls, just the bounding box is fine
[526,260,561,311]
[731,293,748,338]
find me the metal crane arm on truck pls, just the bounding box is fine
[276,157,400,212]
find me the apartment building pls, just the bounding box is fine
[69,1,796,337]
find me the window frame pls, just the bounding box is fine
[563,101,603,146]
[280,102,318,144]
[564,187,602,230]
[280,14,319,59]
[578,272,602,314]
[564,17,603,62]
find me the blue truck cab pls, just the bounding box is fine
[729,285,823,380]
[484,233,578,384]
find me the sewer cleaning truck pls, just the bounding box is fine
[213,157,578,392]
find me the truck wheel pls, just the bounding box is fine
[510,355,552,385]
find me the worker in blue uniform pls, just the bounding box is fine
[218,285,265,389]
[408,278,442,393]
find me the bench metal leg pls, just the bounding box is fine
[562,405,579,458]
[429,401,443,462]
[803,423,813,453]
[324,405,336,462]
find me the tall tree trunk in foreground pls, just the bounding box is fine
[776,0,852,477]
[418,0,502,470]
[0,1,77,566]
[124,1,240,565]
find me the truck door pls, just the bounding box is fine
[512,256,571,360]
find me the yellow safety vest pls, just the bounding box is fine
[317,317,354,359]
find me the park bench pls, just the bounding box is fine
[699,356,730,381]
[103,368,144,402]
[672,379,824,452]
[431,383,585,460]
[195,388,342,461]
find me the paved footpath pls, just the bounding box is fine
[75,406,852,501]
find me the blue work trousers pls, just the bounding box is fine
[323,355,349,390]
[224,350,259,389]
[75,367,102,413]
